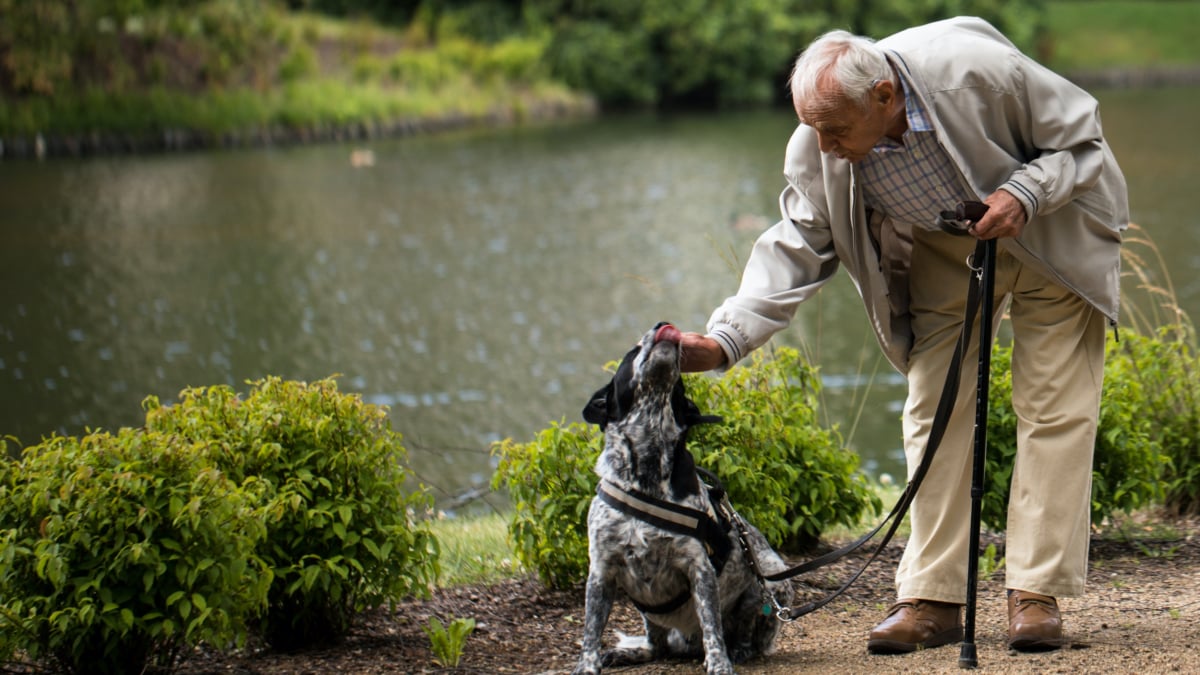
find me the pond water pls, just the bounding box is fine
[2,86,1198,510]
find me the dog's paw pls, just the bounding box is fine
[704,656,736,675]
[571,652,602,675]
[600,635,656,667]
[600,647,654,668]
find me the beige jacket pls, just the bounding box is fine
[707,16,1129,374]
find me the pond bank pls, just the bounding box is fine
[4,64,1198,161]
[0,96,598,160]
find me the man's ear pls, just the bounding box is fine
[873,77,895,106]
[582,379,614,426]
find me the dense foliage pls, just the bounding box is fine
[686,346,882,551]
[0,0,581,145]
[286,0,1047,106]
[144,376,439,651]
[0,377,437,671]
[981,333,1171,530]
[491,346,881,589]
[490,422,598,590]
[0,0,284,98]
[0,430,271,674]
[1,0,1047,143]
[1107,327,1200,515]
[488,0,1046,107]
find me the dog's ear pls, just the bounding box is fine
[582,379,614,426]
[585,345,640,427]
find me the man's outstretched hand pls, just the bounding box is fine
[680,332,726,372]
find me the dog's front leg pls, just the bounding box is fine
[572,565,615,675]
[691,563,735,675]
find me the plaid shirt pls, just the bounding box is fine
[858,78,971,228]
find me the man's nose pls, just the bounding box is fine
[815,132,835,153]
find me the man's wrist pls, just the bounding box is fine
[706,326,742,370]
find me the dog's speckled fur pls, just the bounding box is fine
[572,323,794,675]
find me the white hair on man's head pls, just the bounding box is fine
[789,30,893,113]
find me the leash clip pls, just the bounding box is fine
[966,253,983,279]
[729,508,801,623]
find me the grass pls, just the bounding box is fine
[429,512,524,587]
[1044,0,1200,71]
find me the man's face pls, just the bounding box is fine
[796,82,896,163]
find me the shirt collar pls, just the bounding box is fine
[899,74,933,133]
[872,72,931,152]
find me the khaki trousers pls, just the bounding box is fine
[894,227,1106,603]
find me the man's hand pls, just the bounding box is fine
[968,189,1027,240]
[680,332,727,372]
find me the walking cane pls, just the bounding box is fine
[942,201,996,670]
[960,236,995,668]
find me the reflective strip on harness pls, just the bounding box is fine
[596,481,704,533]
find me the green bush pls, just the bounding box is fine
[278,43,319,83]
[982,333,1168,530]
[0,0,284,99]
[143,376,439,651]
[537,18,658,106]
[0,430,270,675]
[491,346,880,589]
[1109,327,1200,514]
[687,346,882,553]
[491,421,598,589]
[476,36,547,83]
[525,0,1044,107]
[352,54,386,83]
[388,50,457,89]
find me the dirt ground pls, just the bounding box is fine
[173,513,1200,675]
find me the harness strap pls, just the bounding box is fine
[597,481,703,533]
[596,482,734,570]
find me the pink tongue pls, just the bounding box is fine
[655,324,682,344]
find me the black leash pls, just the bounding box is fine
[743,203,993,622]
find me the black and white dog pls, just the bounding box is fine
[573,322,794,675]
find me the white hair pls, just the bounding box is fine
[789,30,893,112]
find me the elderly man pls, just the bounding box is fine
[681,16,1128,654]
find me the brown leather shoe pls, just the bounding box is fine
[867,599,963,654]
[1007,589,1064,651]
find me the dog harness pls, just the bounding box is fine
[595,478,734,615]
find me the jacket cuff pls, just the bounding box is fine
[999,180,1038,221]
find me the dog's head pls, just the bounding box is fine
[582,322,713,431]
